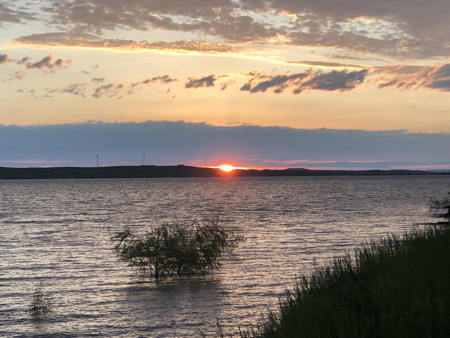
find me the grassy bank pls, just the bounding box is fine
[243,224,450,338]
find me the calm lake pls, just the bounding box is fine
[1,175,449,337]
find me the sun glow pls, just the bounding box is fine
[217,164,237,172]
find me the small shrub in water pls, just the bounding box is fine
[29,288,53,316]
[429,191,450,216]
[112,215,244,278]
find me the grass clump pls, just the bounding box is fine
[244,224,450,338]
[28,287,53,317]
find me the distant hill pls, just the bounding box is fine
[0,165,220,179]
[0,165,448,180]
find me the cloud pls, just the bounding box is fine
[376,64,450,91]
[220,79,237,91]
[16,56,31,65]
[48,83,89,97]
[39,64,450,99]
[197,14,283,42]
[14,33,237,54]
[1,53,74,82]
[257,0,450,58]
[0,54,13,64]
[240,69,368,94]
[128,75,178,95]
[0,121,449,169]
[16,0,447,58]
[185,75,217,89]
[91,77,105,84]
[92,83,126,99]
[4,1,450,59]
[301,70,368,91]
[0,3,35,24]
[131,75,177,89]
[38,1,282,43]
[25,55,73,71]
[20,74,178,99]
[43,0,237,29]
[286,29,420,58]
[90,75,176,98]
[258,159,450,170]
[184,72,273,91]
[16,88,38,98]
[286,61,367,69]
[14,61,449,101]
[3,71,26,82]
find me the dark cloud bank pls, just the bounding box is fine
[1,121,449,169]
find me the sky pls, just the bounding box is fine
[1,0,450,170]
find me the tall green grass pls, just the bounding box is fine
[243,224,450,338]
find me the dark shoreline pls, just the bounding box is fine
[0,165,448,179]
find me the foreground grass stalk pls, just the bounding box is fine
[244,224,450,338]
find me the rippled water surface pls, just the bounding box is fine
[1,175,449,337]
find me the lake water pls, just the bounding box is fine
[1,175,449,337]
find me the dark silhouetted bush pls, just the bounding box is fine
[430,191,450,216]
[112,216,244,278]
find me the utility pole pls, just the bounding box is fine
[97,155,99,167]
[143,154,145,166]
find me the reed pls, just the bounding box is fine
[243,224,450,338]
[28,287,53,317]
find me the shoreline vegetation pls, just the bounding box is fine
[0,165,449,179]
[239,198,450,338]
[234,193,450,337]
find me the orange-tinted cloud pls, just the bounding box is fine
[15,33,237,54]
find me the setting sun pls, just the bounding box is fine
[217,164,237,172]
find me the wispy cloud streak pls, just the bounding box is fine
[14,33,237,54]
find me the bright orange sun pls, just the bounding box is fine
[217,164,237,172]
